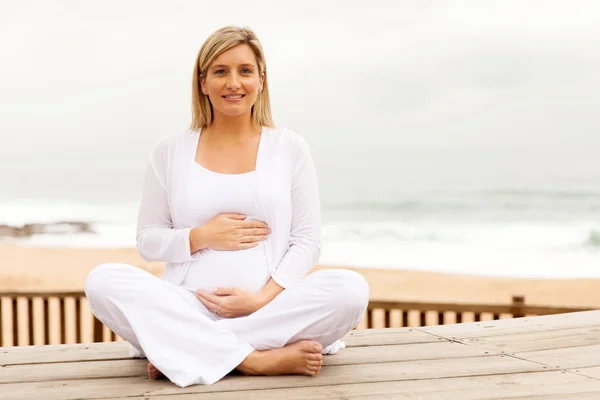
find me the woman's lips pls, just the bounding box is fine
[222,94,245,102]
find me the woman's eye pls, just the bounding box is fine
[214,69,225,75]
[241,68,253,74]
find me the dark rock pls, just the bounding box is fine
[0,222,95,238]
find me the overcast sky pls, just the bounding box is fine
[1,0,599,171]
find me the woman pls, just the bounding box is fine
[85,25,369,388]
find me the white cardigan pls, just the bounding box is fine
[135,126,322,289]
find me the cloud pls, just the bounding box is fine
[0,0,599,164]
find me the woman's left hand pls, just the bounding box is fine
[195,287,264,318]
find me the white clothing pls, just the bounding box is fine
[136,127,322,289]
[180,165,269,294]
[85,126,370,387]
[85,263,369,387]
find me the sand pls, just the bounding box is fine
[1,243,599,308]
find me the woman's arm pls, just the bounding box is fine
[257,278,285,306]
[136,138,201,263]
[270,134,323,289]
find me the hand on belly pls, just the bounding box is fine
[195,287,264,318]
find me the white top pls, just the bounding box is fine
[180,164,271,294]
[135,126,322,289]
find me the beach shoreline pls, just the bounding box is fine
[1,244,599,308]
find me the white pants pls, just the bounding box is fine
[84,263,369,387]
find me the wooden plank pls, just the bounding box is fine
[0,355,552,399]
[343,328,440,347]
[457,326,600,353]
[0,328,437,366]
[419,310,600,339]
[574,366,600,380]
[0,359,147,384]
[324,341,494,366]
[0,342,495,384]
[512,344,600,370]
[131,372,600,400]
[509,393,600,400]
[0,342,130,366]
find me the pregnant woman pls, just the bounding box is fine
[84,25,369,388]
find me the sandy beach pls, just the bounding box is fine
[1,243,600,308]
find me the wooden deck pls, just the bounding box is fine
[2,310,600,399]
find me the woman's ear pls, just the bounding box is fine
[200,74,208,95]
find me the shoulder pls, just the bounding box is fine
[262,126,311,157]
[149,129,197,161]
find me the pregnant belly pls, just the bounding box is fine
[181,244,270,294]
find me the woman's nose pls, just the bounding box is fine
[226,73,241,89]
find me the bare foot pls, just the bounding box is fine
[237,340,324,376]
[148,362,164,379]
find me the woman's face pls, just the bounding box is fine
[201,44,264,119]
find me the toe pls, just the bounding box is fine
[308,359,322,367]
[302,340,322,353]
[306,365,321,375]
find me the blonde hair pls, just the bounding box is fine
[190,26,275,130]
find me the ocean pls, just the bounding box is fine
[1,147,599,279]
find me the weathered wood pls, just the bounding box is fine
[2,291,594,349]
[418,310,600,339]
[458,326,600,353]
[134,373,600,400]
[0,356,553,400]
[507,393,600,400]
[0,358,148,384]
[343,328,440,347]
[2,310,600,399]
[574,365,600,380]
[0,342,500,385]
[322,342,495,366]
[512,344,600,370]
[0,328,438,366]
[0,342,129,366]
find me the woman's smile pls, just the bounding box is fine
[222,93,245,102]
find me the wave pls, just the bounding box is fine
[322,189,600,213]
[480,189,600,199]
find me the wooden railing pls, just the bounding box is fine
[0,292,594,347]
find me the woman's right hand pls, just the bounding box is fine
[190,213,270,252]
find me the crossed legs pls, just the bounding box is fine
[85,263,369,387]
